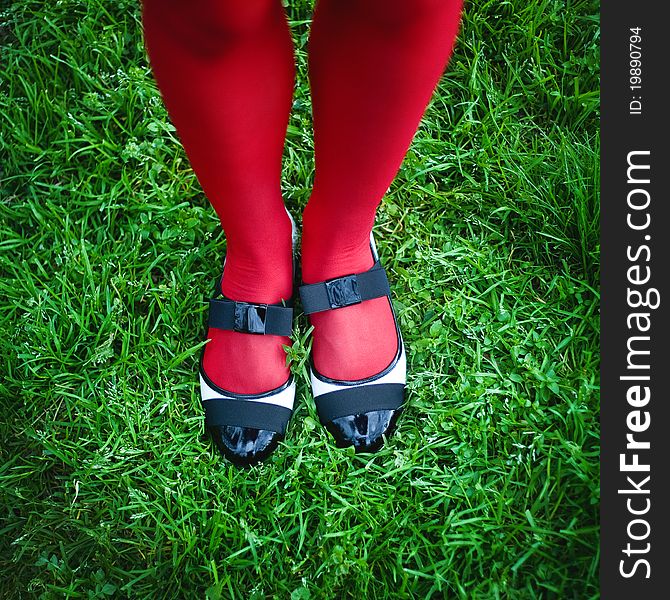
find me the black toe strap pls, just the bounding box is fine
[315,383,405,424]
[204,399,292,434]
[209,298,293,336]
[299,261,391,315]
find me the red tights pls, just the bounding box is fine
[143,0,463,393]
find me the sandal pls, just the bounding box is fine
[298,233,406,452]
[199,211,298,466]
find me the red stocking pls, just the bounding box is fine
[143,0,295,393]
[302,0,464,379]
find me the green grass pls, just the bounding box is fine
[0,0,600,597]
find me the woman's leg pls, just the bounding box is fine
[302,0,464,379]
[142,0,295,393]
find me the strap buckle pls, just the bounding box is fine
[299,261,389,315]
[233,302,268,334]
[325,275,362,309]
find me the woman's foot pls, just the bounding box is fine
[300,217,399,382]
[200,293,296,465]
[199,212,297,466]
[200,298,295,466]
[300,230,405,452]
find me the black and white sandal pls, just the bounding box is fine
[200,211,298,466]
[298,234,406,452]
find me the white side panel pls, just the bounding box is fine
[311,339,406,398]
[200,375,296,410]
